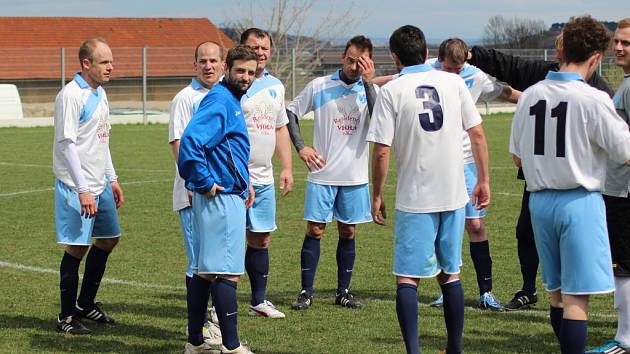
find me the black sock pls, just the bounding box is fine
[300,235,320,296]
[549,306,563,340]
[470,240,492,295]
[396,284,420,354]
[559,318,587,353]
[186,275,191,291]
[59,251,81,319]
[213,278,240,350]
[245,246,269,306]
[517,189,538,294]
[187,275,210,345]
[77,245,111,310]
[441,280,464,354]
[336,238,356,293]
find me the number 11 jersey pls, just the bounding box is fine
[509,71,630,192]
[367,64,482,213]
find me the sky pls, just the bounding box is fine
[0,0,625,44]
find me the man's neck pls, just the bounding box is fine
[559,62,590,81]
[223,79,246,100]
[255,68,265,79]
[81,72,99,89]
[339,70,358,85]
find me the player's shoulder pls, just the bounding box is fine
[172,84,198,102]
[262,72,284,87]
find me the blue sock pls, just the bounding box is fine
[213,278,240,350]
[441,280,464,354]
[77,245,111,309]
[470,240,492,295]
[336,238,356,293]
[245,246,269,306]
[396,284,420,354]
[59,251,81,319]
[187,275,210,345]
[559,318,587,353]
[300,235,320,296]
[549,306,563,340]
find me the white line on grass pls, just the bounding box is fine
[0,161,170,173]
[0,179,171,198]
[0,260,181,290]
[0,260,616,320]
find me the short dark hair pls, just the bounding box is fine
[240,27,273,48]
[438,38,469,65]
[79,37,108,64]
[563,15,611,64]
[226,44,259,69]
[194,41,224,62]
[389,25,427,66]
[343,35,373,58]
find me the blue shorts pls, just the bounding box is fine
[393,208,465,278]
[529,188,614,295]
[55,179,121,246]
[247,184,277,232]
[192,193,246,275]
[464,162,486,219]
[303,182,372,224]
[178,207,195,278]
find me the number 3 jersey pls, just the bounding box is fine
[509,71,630,192]
[287,69,374,186]
[367,64,482,213]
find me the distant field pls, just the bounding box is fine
[0,116,617,353]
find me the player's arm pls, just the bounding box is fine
[358,55,377,116]
[371,75,394,87]
[178,96,226,196]
[58,139,97,217]
[105,148,124,208]
[512,154,522,167]
[169,96,195,204]
[499,85,522,104]
[468,125,491,209]
[468,45,555,91]
[275,125,294,196]
[371,143,390,225]
[286,82,325,171]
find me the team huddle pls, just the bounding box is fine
[50,15,630,354]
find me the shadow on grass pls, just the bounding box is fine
[106,301,186,320]
[29,333,181,353]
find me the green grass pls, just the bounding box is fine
[0,116,617,353]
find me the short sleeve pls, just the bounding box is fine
[459,79,482,130]
[478,72,503,102]
[169,92,192,143]
[55,91,82,143]
[366,87,396,146]
[275,85,289,128]
[287,80,314,119]
[588,95,630,164]
[509,98,528,158]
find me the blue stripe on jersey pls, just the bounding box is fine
[312,80,365,111]
[243,71,282,103]
[546,71,584,82]
[430,59,480,81]
[73,72,105,124]
[399,64,433,76]
[614,93,621,106]
[191,78,204,90]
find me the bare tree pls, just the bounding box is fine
[223,0,363,98]
[483,15,546,48]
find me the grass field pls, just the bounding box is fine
[0,116,618,353]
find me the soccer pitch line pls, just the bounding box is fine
[0,161,170,173]
[0,260,617,320]
[0,179,172,197]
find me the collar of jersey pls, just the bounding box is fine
[74,72,100,90]
[399,64,433,76]
[191,78,205,90]
[331,69,363,86]
[430,59,479,79]
[546,71,584,82]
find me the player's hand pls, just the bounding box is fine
[187,190,193,205]
[79,191,97,218]
[245,184,256,208]
[358,55,375,83]
[110,180,124,208]
[472,182,491,210]
[298,146,326,171]
[371,195,387,226]
[278,169,294,197]
[204,183,224,198]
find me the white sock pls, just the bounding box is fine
[614,277,630,347]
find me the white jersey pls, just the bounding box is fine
[168,78,209,211]
[509,71,630,192]
[241,70,289,185]
[53,73,111,196]
[430,58,502,163]
[287,69,374,186]
[367,64,482,213]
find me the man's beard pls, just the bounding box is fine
[226,77,250,95]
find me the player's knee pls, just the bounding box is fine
[64,244,89,259]
[94,237,119,252]
[465,219,486,241]
[338,224,355,240]
[247,231,271,249]
[307,222,325,239]
[437,271,460,285]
